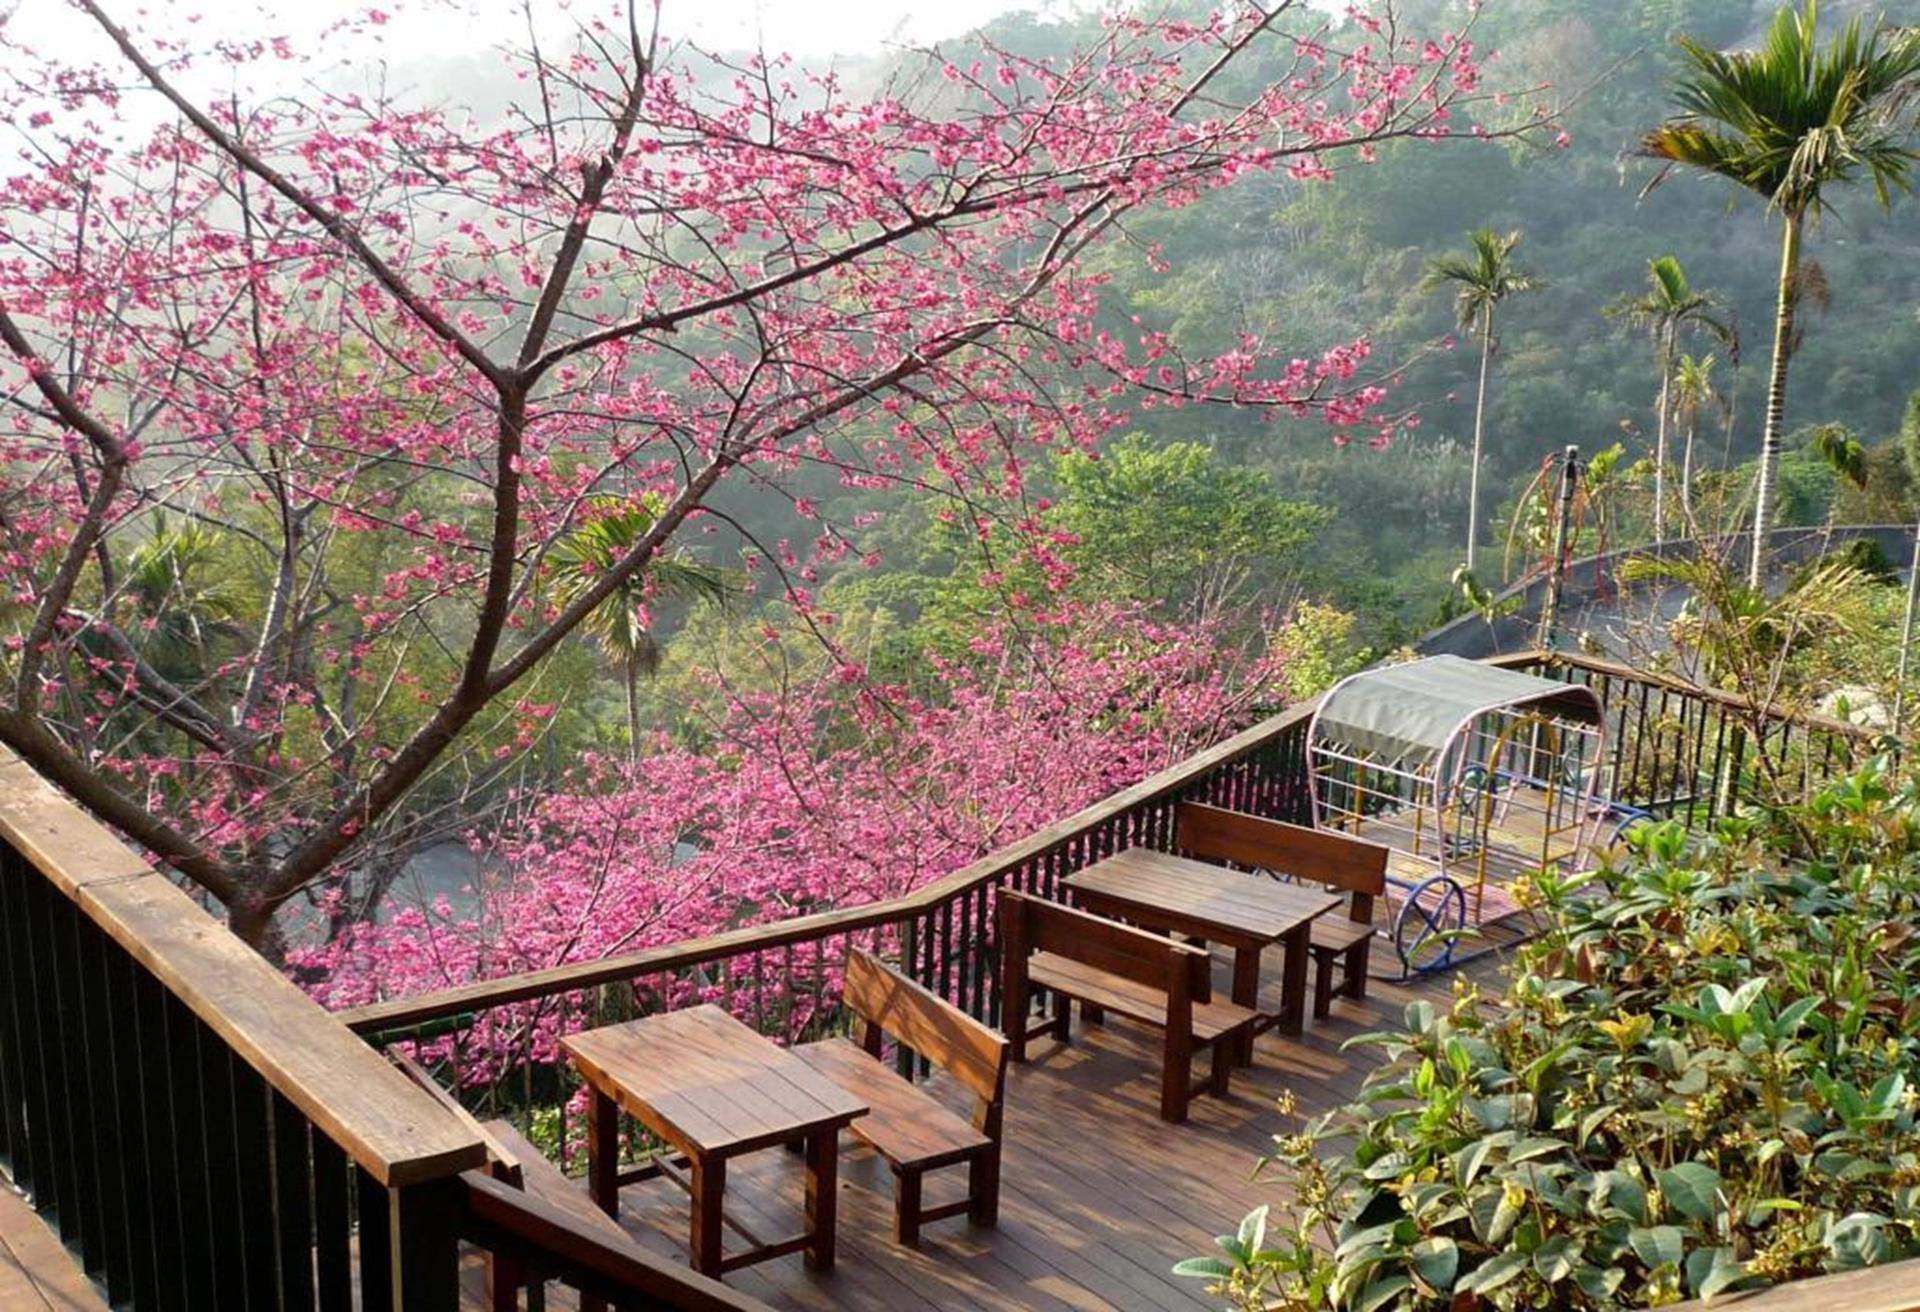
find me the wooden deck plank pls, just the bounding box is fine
[0,1186,110,1311]
[460,955,1497,1311]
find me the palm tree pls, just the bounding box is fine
[1421,228,1542,574]
[550,496,735,757]
[1643,0,1920,585]
[1609,257,1731,544]
[1670,352,1724,521]
[123,514,243,681]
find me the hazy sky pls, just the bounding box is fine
[7,0,1041,63]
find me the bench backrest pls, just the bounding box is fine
[843,948,1008,1108]
[998,889,1212,1002]
[1175,802,1387,923]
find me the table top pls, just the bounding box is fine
[1064,847,1343,944]
[562,1005,868,1157]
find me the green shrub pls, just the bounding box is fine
[1180,760,1920,1310]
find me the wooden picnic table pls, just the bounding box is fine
[1064,847,1344,1054]
[561,1004,870,1278]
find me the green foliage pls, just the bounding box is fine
[1046,435,1333,611]
[1421,229,1544,333]
[1273,603,1368,701]
[1642,0,1920,217]
[1182,759,1920,1309]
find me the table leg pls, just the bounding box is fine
[1278,923,1311,1036]
[1231,945,1262,1065]
[804,1129,839,1271]
[691,1154,726,1277]
[587,1086,618,1216]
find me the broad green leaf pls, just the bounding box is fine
[1458,1250,1529,1296]
[1629,1225,1685,1271]
[1410,1237,1459,1292]
[1657,1162,1723,1223]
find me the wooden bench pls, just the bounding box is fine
[998,889,1257,1124]
[393,1052,630,1312]
[1174,802,1388,1019]
[795,948,1009,1247]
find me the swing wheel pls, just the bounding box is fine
[1393,875,1468,977]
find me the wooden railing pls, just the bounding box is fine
[0,749,772,1312]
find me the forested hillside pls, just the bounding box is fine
[749,0,1920,649]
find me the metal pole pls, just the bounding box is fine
[1539,445,1581,652]
[1895,511,1920,730]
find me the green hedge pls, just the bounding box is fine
[1180,760,1920,1310]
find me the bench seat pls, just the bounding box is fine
[795,1038,990,1173]
[1027,951,1258,1042]
[1309,917,1374,953]
[480,1118,630,1245]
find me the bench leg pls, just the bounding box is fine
[1313,950,1336,1020]
[894,1167,923,1248]
[968,1148,1000,1228]
[1343,940,1371,1001]
[1160,1033,1191,1124]
[1209,1040,1234,1099]
[1050,990,1071,1044]
[1081,999,1105,1026]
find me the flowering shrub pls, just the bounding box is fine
[301,601,1285,1074]
[1182,759,1920,1309]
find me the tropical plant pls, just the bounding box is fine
[1181,759,1920,1310]
[549,496,736,757]
[1421,228,1543,573]
[120,515,244,679]
[1619,545,1877,811]
[1608,257,1731,544]
[1669,352,1723,521]
[1642,0,1920,584]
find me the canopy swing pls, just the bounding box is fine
[1306,656,1619,977]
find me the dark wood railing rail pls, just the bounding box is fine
[0,748,773,1312]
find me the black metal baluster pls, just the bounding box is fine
[272,1093,318,1312]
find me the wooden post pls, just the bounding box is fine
[387,1179,464,1312]
[1539,445,1580,652]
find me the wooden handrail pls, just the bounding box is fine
[339,697,1325,1036]
[0,748,487,1188]
[458,1170,772,1311]
[1667,1257,1920,1310]
[1526,649,1882,744]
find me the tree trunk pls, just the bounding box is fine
[1654,324,1674,547]
[1681,415,1697,529]
[1897,511,1920,728]
[1749,210,1803,587]
[625,660,642,763]
[1466,311,1494,574]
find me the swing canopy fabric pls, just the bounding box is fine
[1310,655,1606,767]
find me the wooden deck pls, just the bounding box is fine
[0,1185,109,1311]
[457,953,1499,1312]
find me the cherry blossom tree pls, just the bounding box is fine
[298,599,1287,1072]
[0,0,1543,948]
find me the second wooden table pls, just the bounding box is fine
[1064,847,1344,1053]
[562,1004,870,1278]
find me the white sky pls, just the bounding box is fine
[5,0,1041,63]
